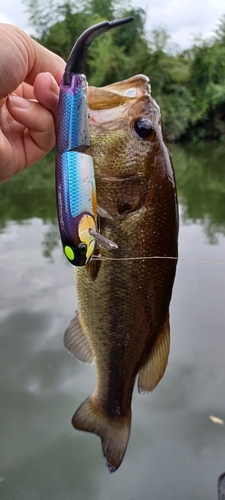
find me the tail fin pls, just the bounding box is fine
[72,396,131,473]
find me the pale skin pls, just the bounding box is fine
[0,24,66,182]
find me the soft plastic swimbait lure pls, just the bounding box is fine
[55,17,133,266]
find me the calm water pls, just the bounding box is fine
[1,142,225,499]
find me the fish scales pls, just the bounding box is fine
[64,74,179,472]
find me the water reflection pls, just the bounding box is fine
[1,142,225,253]
[171,141,225,243]
[0,152,56,225]
[0,142,225,499]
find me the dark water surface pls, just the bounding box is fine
[1,143,225,499]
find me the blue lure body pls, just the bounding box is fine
[55,18,133,266]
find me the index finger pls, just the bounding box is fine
[26,36,66,86]
[0,24,65,99]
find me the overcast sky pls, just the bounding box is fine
[0,0,224,50]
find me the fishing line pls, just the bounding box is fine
[92,255,225,266]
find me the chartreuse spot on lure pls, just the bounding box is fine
[55,17,133,266]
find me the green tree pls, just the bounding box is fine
[22,0,225,141]
[82,0,118,19]
[86,7,150,84]
[23,0,150,85]
[142,30,193,140]
[214,14,225,44]
[186,35,225,139]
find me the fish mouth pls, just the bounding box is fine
[88,74,154,125]
[87,74,161,224]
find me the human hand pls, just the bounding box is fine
[0,24,66,181]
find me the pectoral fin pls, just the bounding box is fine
[64,312,94,364]
[86,255,101,281]
[138,313,170,393]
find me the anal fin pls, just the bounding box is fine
[64,312,94,364]
[138,313,170,394]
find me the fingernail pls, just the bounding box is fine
[44,72,57,89]
[8,95,32,109]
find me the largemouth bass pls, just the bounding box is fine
[64,74,179,472]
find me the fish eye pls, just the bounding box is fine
[133,117,154,139]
